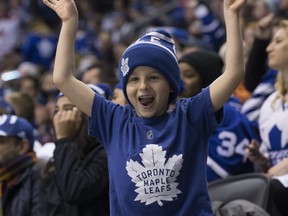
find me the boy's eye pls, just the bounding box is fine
[129,77,138,82]
[150,75,159,80]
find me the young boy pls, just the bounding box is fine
[43,0,247,215]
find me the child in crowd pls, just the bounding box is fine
[43,0,246,215]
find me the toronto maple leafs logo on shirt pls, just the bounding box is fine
[126,144,183,206]
[121,57,129,77]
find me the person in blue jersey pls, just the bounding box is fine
[246,19,288,216]
[43,0,247,215]
[178,50,257,182]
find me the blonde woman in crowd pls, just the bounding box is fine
[246,19,288,216]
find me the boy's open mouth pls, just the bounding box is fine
[139,95,154,107]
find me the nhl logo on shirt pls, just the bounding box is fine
[121,57,129,77]
[147,130,153,139]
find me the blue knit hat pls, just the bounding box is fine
[119,29,181,105]
[0,114,34,148]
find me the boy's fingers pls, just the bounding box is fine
[48,0,57,4]
[225,0,247,10]
[43,0,54,6]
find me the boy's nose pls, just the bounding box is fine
[139,80,149,90]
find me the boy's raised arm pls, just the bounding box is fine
[210,0,247,112]
[43,0,94,116]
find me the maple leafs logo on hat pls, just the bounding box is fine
[121,57,130,77]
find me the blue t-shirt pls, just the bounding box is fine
[89,87,221,216]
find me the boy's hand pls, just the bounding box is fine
[53,107,82,140]
[224,0,247,12]
[43,0,78,22]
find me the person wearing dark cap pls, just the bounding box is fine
[179,50,258,182]
[178,50,225,98]
[179,49,243,111]
[43,0,247,215]
[0,114,42,216]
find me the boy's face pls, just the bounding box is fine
[126,66,171,118]
[0,136,22,166]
